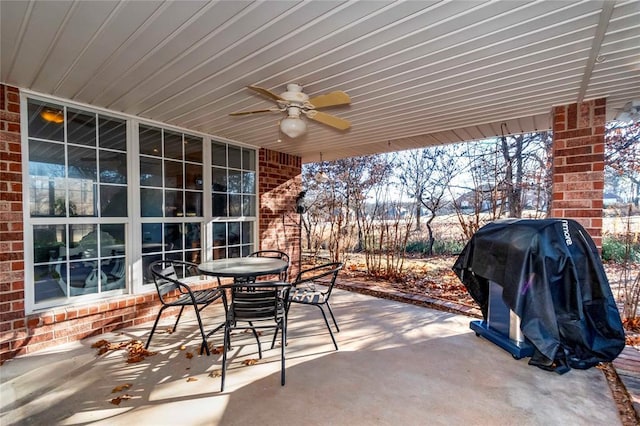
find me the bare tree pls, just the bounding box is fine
[606,122,640,206]
[399,146,457,254]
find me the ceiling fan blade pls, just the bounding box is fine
[229,108,278,116]
[305,110,350,130]
[248,85,285,102]
[308,91,351,109]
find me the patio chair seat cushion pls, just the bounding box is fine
[290,287,326,304]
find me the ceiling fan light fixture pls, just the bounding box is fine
[614,100,640,123]
[280,116,306,138]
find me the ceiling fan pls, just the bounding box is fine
[614,100,640,123]
[229,84,351,138]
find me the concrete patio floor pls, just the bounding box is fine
[1,288,621,425]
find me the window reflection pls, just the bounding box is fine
[67,109,96,147]
[28,100,64,141]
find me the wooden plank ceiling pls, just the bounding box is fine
[1,0,639,162]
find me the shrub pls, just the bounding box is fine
[405,239,466,256]
[602,236,640,263]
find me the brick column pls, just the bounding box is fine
[258,149,302,276]
[550,98,606,247]
[0,84,26,361]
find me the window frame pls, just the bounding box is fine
[21,92,259,313]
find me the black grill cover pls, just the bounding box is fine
[453,218,625,372]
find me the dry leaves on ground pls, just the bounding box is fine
[91,339,157,363]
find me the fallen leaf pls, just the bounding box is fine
[243,359,258,366]
[186,352,193,359]
[180,345,187,350]
[109,394,132,405]
[187,377,198,382]
[209,370,222,378]
[210,345,224,354]
[112,383,132,393]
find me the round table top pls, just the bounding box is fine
[198,257,288,278]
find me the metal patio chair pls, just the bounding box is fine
[287,262,343,350]
[217,281,292,392]
[146,259,222,355]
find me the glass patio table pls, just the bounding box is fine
[198,257,288,284]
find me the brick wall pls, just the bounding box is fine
[550,98,606,247]
[0,84,26,361]
[258,149,302,276]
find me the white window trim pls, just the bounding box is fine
[21,90,259,314]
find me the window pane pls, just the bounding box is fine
[34,263,66,303]
[243,171,255,194]
[164,160,182,188]
[29,140,65,217]
[186,223,201,249]
[229,222,240,245]
[102,257,125,291]
[242,222,253,245]
[69,259,100,295]
[242,148,255,170]
[67,109,96,147]
[184,135,202,163]
[100,185,127,217]
[228,246,240,258]
[142,223,162,252]
[140,157,163,187]
[213,223,226,247]
[69,224,98,259]
[165,223,183,250]
[211,141,226,166]
[185,191,202,216]
[228,170,242,193]
[212,167,226,192]
[212,247,226,260]
[229,194,242,217]
[185,163,202,190]
[212,193,227,216]
[33,225,66,263]
[165,190,183,217]
[100,151,127,184]
[28,100,64,141]
[243,195,256,216]
[141,188,162,216]
[68,146,97,181]
[142,254,162,284]
[100,224,125,257]
[164,131,182,160]
[228,146,241,169]
[99,117,126,151]
[139,125,162,156]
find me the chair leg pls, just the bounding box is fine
[172,306,185,332]
[248,321,262,358]
[325,301,340,332]
[280,320,286,386]
[145,306,167,349]
[317,306,339,350]
[194,309,211,356]
[221,323,230,392]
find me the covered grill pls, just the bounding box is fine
[453,219,625,373]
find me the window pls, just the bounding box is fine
[139,125,204,283]
[24,96,258,311]
[211,141,256,259]
[27,99,128,306]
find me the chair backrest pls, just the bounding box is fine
[248,250,290,281]
[222,282,291,322]
[293,262,343,296]
[149,259,198,301]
